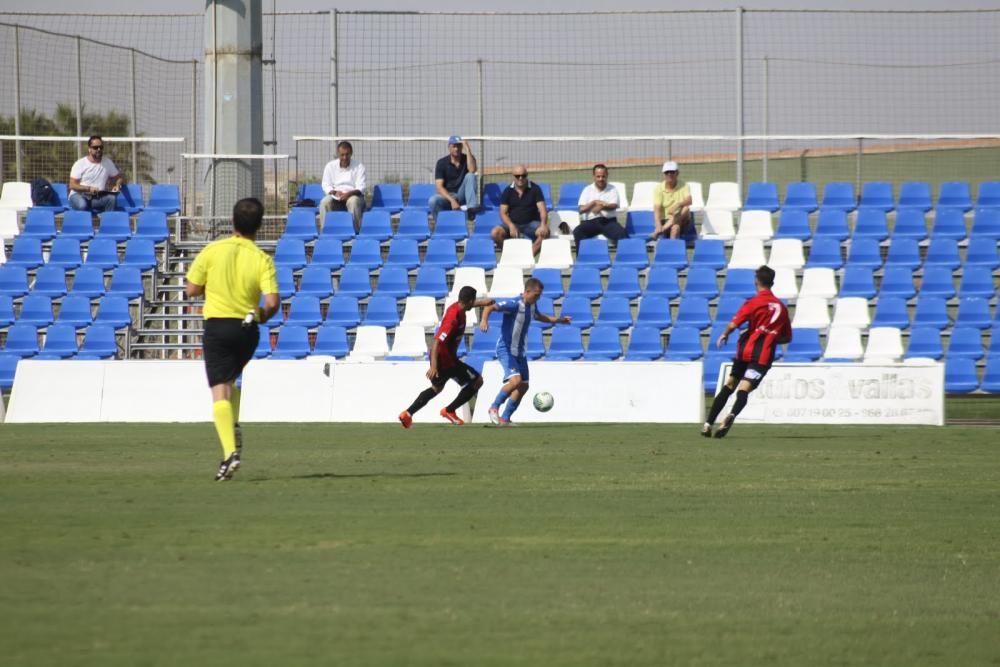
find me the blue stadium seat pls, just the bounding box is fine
[346,238,383,270]
[651,238,688,270]
[0,265,30,299]
[404,183,436,212]
[805,236,843,270]
[84,236,121,271]
[412,265,448,299]
[955,297,991,329]
[546,325,584,361]
[774,208,812,240]
[145,184,181,215]
[362,294,400,328]
[93,295,132,329]
[295,183,325,210]
[904,327,943,360]
[838,265,877,299]
[937,181,972,212]
[469,326,500,358]
[335,264,373,299]
[274,237,308,271]
[31,265,68,299]
[744,182,780,212]
[958,265,996,300]
[253,325,272,358]
[319,211,356,241]
[471,210,500,237]
[930,208,967,240]
[944,357,979,393]
[981,356,1000,394]
[821,182,856,212]
[6,236,45,270]
[4,322,40,358]
[898,181,932,212]
[690,239,726,270]
[374,265,411,299]
[17,294,54,327]
[964,234,1000,270]
[971,208,1000,237]
[912,295,950,330]
[534,296,556,329]
[879,266,916,300]
[583,325,623,360]
[664,326,704,361]
[0,353,19,390]
[395,209,431,241]
[576,238,612,270]
[643,265,680,299]
[566,266,603,299]
[595,295,633,329]
[814,208,850,241]
[783,182,819,213]
[923,237,961,271]
[60,210,96,241]
[702,352,731,391]
[871,296,910,329]
[604,266,641,300]
[721,268,755,300]
[284,208,319,241]
[853,208,889,241]
[860,181,894,212]
[297,265,335,299]
[635,295,672,329]
[884,237,921,271]
[525,326,545,360]
[460,236,497,270]
[892,208,928,241]
[683,266,719,300]
[97,211,132,243]
[918,266,956,300]
[531,268,564,300]
[121,237,157,272]
[31,182,68,214]
[68,265,106,299]
[385,237,420,271]
[613,238,650,270]
[536,182,554,210]
[625,211,655,237]
[358,210,393,242]
[560,295,594,328]
[624,325,664,361]
[106,266,144,300]
[313,323,349,357]
[37,322,78,359]
[783,328,822,362]
[309,238,345,271]
[271,325,311,360]
[709,322,739,356]
[276,266,296,300]
[714,294,744,324]
[976,181,1000,209]
[115,183,144,214]
[433,210,469,240]
[133,210,169,243]
[0,295,13,327]
[22,209,58,241]
[78,323,117,359]
[845,236,882,269]
[325,295,361,328]
[285,295,323,328]
[948,327,984,361]
[480,183,503,211]
[555,182,586,211]
[674,295,711,330]
[370,183,404,214]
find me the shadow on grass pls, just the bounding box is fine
[249,471,459,483]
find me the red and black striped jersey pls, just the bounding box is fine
[730,288,792,366]
[434,301,466,369]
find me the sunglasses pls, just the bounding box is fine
[513,173,528,179]
[89,145,104,150]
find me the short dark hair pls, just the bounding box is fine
[458,285,477,303]
[88,135,103,145]
[592,163,608,174]
[336,140,353,152]
[233,198,264,237]
[525,277,543,292]
[755,265,776,288]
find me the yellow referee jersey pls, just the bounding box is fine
[186,236,278,320]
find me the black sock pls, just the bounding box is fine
[706,386,734,424]
[406,387,438,415]
[447,383,479,413]
[731,389,750,417]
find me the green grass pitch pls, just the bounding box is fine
[2,404,999,666]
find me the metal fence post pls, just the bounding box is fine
[130,48,139,181]
[856,138,863,194]
[190,60,198,217]
[14,26,23,182]
[477,58,485,201]
[735,7,744,190]
[762,56,769,183]
[76,36,84,156]
[329,9,338,138]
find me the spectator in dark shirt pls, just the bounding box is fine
[491,165,549,255]
[429,135,478,223]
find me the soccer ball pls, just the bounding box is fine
[532,391,554,412]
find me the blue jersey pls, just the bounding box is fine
[494,296,535,357]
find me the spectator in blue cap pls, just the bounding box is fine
[429,135,478,224]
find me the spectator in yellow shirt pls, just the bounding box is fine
[651,161,693,240]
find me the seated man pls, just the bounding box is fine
[651,161,693,240]
[491,166,549,256]
[574,163,626,245]
[429,136,478,223]
[68,135,124,214]
[319,140,366,233]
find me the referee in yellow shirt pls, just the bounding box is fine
[186,198,280,481]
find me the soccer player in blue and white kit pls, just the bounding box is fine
[479,277,570,425]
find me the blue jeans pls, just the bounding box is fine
[428,172,478,221]
[69,191,117,214]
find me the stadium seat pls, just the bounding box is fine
[980,356,1000,394]
[609,181,630,211]
[821,182,856,212]
[566,266,603,300]
[312,324,349,358]
[798,267,837,300]
[783,328,822,362]
[0,181,32,212]
[346,238,383,270]
[385,237,420,272]
[145,184,181,215]
[276,266,296,300]
[744,182,780,212]
[683,266,720,300]
[535,237,574,271]
[497,238,535,270]
[121,238,157,272]
[701,209,736,241]
[912,295,950,330]
[78,323,117,359]
[712,294,742,325]
[296,184,325,210]
[624,181,655,212]
[853,208,889,241]
[114,183,144,214]
[664,325,704,361]
[687,181,706,212]
[555,182,587,211]
[285,295,324,329]
[783,182,819,213]
[17,294,55,328]
[21,209,58,241]
[433,210,469,240]
[581,324,622,361]
[736,210,774,240]
[721,268,756,300]
[386,324,429,359]
[37,322,79,359]
[964,234,1000,270]
[774,208,812,241]
[898,181,932,212]
[892,208,928,241]
[838,265,877,299]
[550,210,579,236]
[6,236,45,270]
[860,182,894,212]
[944,357,979,393]
[0,353,19,390]
[271,325,311,360]
[283,208,319,242]
[67,265,107,299]
[884,237,921,271]
[325,295,361,329]
[674,296,711,330]
[879,266,916,300]
[634,295,672,329]
[923,237,961,271]
[0,265,29,299]
[395,209,431,242]
[971,208,1000,237]
[404,183,436,212]
[805,236,843,270]
[958,265,996,299]
[904,327,943,360]
[370,183,404,214]
[274,237,308,271]
[863,326,904,362]
[612,238,650,270]
[469,326,500,358]
[559,295,594,328]
[33,182,68,213]
[411,265,447,300]
[4,322,40,357]
[309,238,345,272]
[97,211,132,243]
[479,183,503,211]
[374,265,411,300]
[604,265,641,300]
[595,295,633,329]
[822,326,863,361]
[546,325,584,361]
[705,182,741,212]
[937,181,972,212]
[488,266,524,298]
[358,210,393,242]
[643,265,680,299]
[871,296,910,329]
[728,238,767,270]
[624,325,664,360]
[702,352,731,391]
[450,267,489,300]
[829,297,870,330]
[955,297,992,329]
[535,182,554,211]
[526,269,561,301]
[814,208,850,241]
[471,210,501,237]
[575,238,612,271]
[790,296,830,329]
[29,264,68,299]
[319,211,356,241]
[690,239,726,270]
[419,238,456,271]
[58,210,95,241]
[929,208,967,241]
[399,296,439,331]
[917,266,956,300]
[296,265,335,299]
[709,322,739,356]
[0,295,13,327]
[651,238,688,270]
[975,181,1000,209]
[361,294,401,328]
[765,238,804,271]
[82,236,120,272]
[947,327,984,361]
[93,295,132,330]
[334,264,373,299]
[772,268,798,302]
[106,266,144,300]
[624,210,655,238]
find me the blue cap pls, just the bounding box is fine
[448,135,462,145]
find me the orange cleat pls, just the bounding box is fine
[398,410,413,429]
[440,407,464,425]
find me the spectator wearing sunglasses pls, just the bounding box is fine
[492,166,549,256]
[68,135,125,214]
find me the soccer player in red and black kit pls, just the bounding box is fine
[399,286,490,427]
[703,265,792,438]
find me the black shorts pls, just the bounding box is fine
[728,359,771,389]
[203,318,259,387]
[430,361,481,389]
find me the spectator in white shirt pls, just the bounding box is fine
[319,140,367,233]
[574,164,626,245]
[68,135,125,214]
